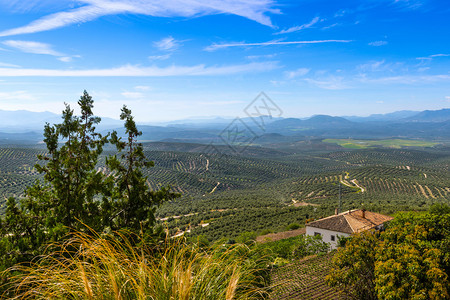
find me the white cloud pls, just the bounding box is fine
[358,60,386,72]
[154,36,179,52]
[205,39,352,51]
[334,9,349,18]
[430,54,450,58]
[0,62,20,68]
[134,85,151,91]
[121,91,144,99]
[359,74,450,84]
[304,76,349,90]
[275,16,320,35]
[58,56,73,62]
[417,67,430,72]
[2,40,63,56]
[148,54,171,61]
[392,0,425,10]
[368,40,388,46]
[0,61,279,76]
[285,68,310,79]
[0,0,278,37]
[357,60,404,74]
[0,90,36,101]
[416,53,450,60]
[322,23,340,30]
[197,100,244,106]
[245,54,277,60]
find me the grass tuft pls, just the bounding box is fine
[3,230,269,299]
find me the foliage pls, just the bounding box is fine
[258,234,329,262]
[0,92,177,275]
[236,231,257,245]
[285,222,301,231]
[327,205,450,300]
[105,105,179,233]
[375,208,449,300]
[3,230,270,299]
[326,231,379,300]
[292,235,329,259]
[1,141,449,242]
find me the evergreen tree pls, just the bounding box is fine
[0,91,177,273]
[106,105,179,233]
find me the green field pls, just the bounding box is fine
[0,141,449,241]
[322,138,438,149]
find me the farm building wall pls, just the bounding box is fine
[305,226,350,250]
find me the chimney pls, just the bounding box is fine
[362,208,366,219]
[335,208,339,215]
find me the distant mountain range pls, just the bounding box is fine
[0,108,449,144]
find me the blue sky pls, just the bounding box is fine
[0,0,449,122]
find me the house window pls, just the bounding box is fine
[330,235,335,241]
[314,232,321,236]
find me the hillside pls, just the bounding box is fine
[1,141,449,241]
[2,108,450,143]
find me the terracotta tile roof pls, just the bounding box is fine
[306,209,393,234]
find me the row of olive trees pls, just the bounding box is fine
[0,91,179,272]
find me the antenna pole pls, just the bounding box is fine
[339,181,342,213]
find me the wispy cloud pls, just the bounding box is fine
[368,40,388,46]
[0,0,279,37]
[148,54,171,61]
[285,68,310,79]
[2,40,63,56]
[0,62,21,68]
[304,76,350,90]
[275,16,321,35]
[197,100,244,106]
[391,0,425,10]
[356,60,401,72]
[134,85,151,91]
[205,39,352,51]
[246,54,277,60]
[0,90,36,101]
[57,56,75,62]
[2,40,79,62]
[359,74,450,84]
[416,53,450,60]
[121,91,144,99]
[0,61,279,77]
[322,23,340,30]
[154,36,180,52]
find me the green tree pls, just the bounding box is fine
[326,230,379,300]
[106,105,179,233]
[327,205,450,300]
[0,91,177,273]
[24,91,109,234]
[375,211,449,300]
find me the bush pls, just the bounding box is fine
[285,223,301,231]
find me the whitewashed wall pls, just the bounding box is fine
[306,226,351,250]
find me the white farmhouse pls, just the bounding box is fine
[305,209,393,249]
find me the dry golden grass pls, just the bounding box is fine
[3,231,269,299]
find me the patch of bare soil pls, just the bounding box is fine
[256,228,306,243]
